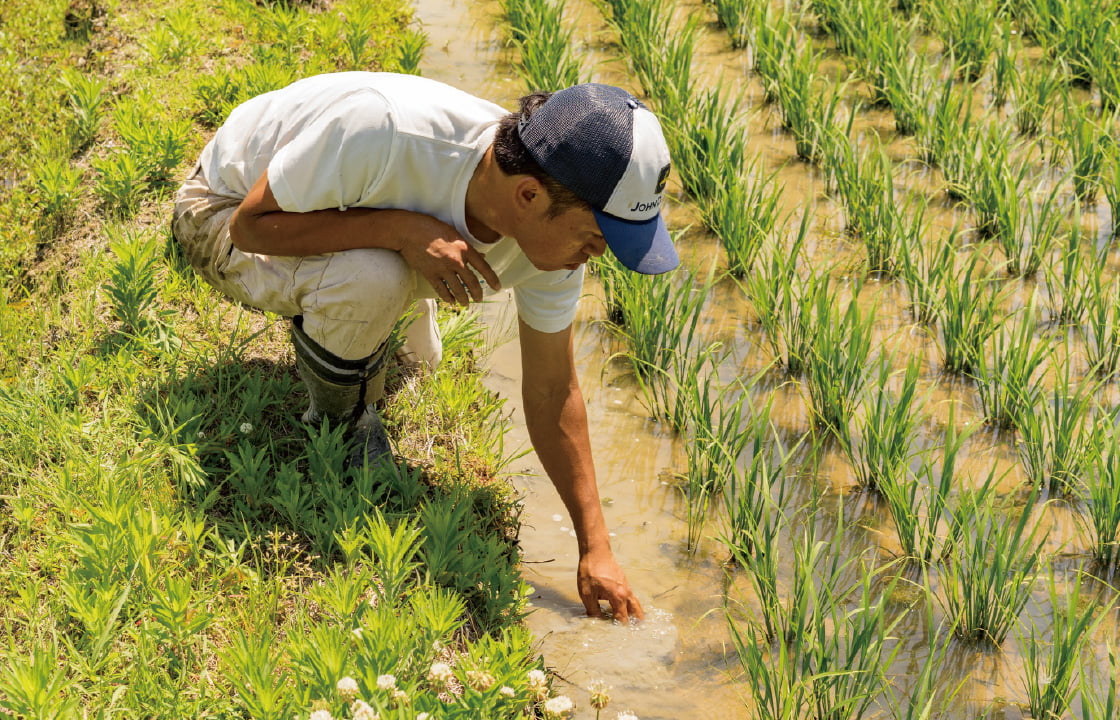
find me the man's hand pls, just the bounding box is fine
[396,219,501,305]
[578,548,644,623]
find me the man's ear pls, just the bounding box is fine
[512,176,547,212]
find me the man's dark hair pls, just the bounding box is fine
[492,92,590,218]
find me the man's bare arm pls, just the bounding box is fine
[228,170,500,305]
[518,318,643,622]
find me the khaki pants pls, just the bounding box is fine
[171,166,442,369]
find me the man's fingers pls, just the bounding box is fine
[465,246,501,292]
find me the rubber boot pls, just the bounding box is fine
[291,316,392,467]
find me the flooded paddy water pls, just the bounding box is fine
[413,0,1120,717]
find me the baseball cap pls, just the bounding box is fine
[517,84,679,275]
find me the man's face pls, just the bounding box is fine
[515,205,608,272]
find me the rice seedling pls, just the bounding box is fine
[662,85,748,203]
[883,618,961,720]
[828,140,912,275]
[1089,31,1120,112]
[971,294,1050,431]
[603,0,697,116]
[711,0,753,49]
[844,355,925,493]
[681,375,753,551]
[1011,59,1066,136]
[934,250,1004,375]
[1078,645,1119,720]
[883,403,974,565]
[749,7,799,104]
[941,483,1045,644]
[744,215,825,377]
[58,68,106,151]
[503,0,583,92]
[899,224,956,325]
[700,155,783,279]
[1104,150,1120,237]
[589,249,631,325]
[802,278,875,442]
[916,76,974,177]
[1016,356,1105,496]
[962,123,1018,238]
[1083,270,1120,380]
[1020,571,1101,720]
[607,263,712,423]
[878,32,930,135]
[926,0,999,81]
[773,39,846,163]
[1062,100,1115,203]
[990,24,1018,108]
[720,400,788,561]
[1043,216,1091,326]
[92,151,151,218]
[1016,0,1115,86]
[31,155,83,235]
[996,175,1064,277]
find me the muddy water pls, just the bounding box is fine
[412,0,1120,717]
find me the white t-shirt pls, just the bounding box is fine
[199,72,584,333]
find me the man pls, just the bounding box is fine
[172,72,678,622]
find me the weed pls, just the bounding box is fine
[92,151,150,218]
[114,101,191,186]
[59,68,106,151]
[143,7,199,63]
[397,27,428,75]
[31,155,83,234]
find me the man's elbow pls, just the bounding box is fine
[229,206,263,253]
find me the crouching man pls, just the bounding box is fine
[172,72,678,622]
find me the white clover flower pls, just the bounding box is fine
[527,669,547,688]
[376,674,397,691]
[616,712,639,720]
[350,700,378,720]
[589,680,611,710]
[427,662,454,689]
[336,676,359,700]
[239,422,253,434]
[543,695,574,719]
[351,628,364,640]
[309,710,333,720]
[416,714,430,720]
[499,685,516,698]
[465,669,495,691]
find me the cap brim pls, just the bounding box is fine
[592,208,679,275]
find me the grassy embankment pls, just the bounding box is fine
[0,1,570,717]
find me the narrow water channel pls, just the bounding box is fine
[410,0,747,717]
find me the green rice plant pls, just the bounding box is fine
[1083,270,1120,380]
[712,0,754,48]
[1016,357,1105,496]
[1021,571,1100,720]
[92,151,151,218]
[1043,217,1091,326]
[608,263,712,423]
[1104,150,1120,237]
[991,24,1018,108]
[934,249,1004,375]
[1088,31,1120,112]
[662,85,748,203]
[31,155,83,234]
[881,403,974,564]
[941,483,1044,644]
[1016,0,1115,85]
[843,355,925,493]
[396,27,427,75]
[742,213,816,374]
[828,140,911,275]
[803,279,875,442]
[1062,101,1114,203]
[917,76,973,174]
[971,294,1050,431]
[773,39,846,163]
[700,155,783,279]
[720,400,788,561]
[505,0,583,91]
[963,124,1019,238]
[730,613,806,720]
[749,6,799,103]
[1011,59,1066,136]
[996,175,1064,277]
[499,0,537,44]
[59,68,107,150]
[1078,645,1119,720]
[899,224,956,325]
[681,375,754,551]
[878,33,930,135]
[604,0,697,115]
[589,249,631,325]
[925,0,998,81]
[883,618,960,720]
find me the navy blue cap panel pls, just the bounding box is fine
[592,208,679,275]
